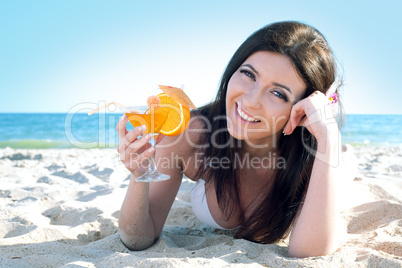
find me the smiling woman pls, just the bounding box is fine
[116,21,346,258]
[225,51,306,142]
[193,21,343,252]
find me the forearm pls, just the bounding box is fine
[289,135,343,257]
[118,175,156,250]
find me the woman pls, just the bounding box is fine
[116,21,345,257]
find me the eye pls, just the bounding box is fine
[273,90,288,102]
[240,69,256,81]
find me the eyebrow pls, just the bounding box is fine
[242,64,259,75]
[241,64,294,95]
[273,82,293,95]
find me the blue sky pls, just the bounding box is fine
[1,0,401,114]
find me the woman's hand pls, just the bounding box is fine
[116,115,155,177]
[283,91,339,142]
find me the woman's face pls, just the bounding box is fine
[226,51,306,146]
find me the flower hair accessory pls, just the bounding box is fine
[326,80,340,105]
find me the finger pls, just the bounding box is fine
[120,133,152,163]
[123,145,156,176]
[134,146,155,165]
[120,134,152,167]
[284,103,305,134]
[122,151,146,175]
[127,133,153,152]
[116,115,129,141]
[131,146,156,177]
[283,119,292,135]
[292,105,307,129]
[117,125,147,153]
[298,116,308,127]
[283,105,298,134]
[292,111,306,130]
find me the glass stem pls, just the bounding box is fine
[148,155,158,173]
[148,135,158,173]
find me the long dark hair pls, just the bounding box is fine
[195,21,343,243]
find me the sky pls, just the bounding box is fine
[1,0,401,114]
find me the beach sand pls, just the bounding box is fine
[0,145,401,267]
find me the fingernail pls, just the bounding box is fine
[147,147,155,153]
[141,133,152,141]
[139,125,146,132]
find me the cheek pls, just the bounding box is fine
[267,106,292,130]
[225,78,240,109]
[226,79,234,100]
[226,78,236,98]
[225,89,231,112]
[227,73,246,96]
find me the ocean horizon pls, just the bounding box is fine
[0,113,401,149]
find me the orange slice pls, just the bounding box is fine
[156,93,191,136]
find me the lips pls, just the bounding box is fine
[236,102,261,123]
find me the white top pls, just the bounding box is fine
[191,178,229,229]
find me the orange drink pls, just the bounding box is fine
[124,109,169,134]
[88,85,195,182]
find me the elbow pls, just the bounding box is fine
[289,220,345,258]
[288,241,339,258]
[288,247,337,258]
[118,228,155,251]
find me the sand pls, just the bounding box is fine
[0,145,401,267]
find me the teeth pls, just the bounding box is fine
[236,103,260,122]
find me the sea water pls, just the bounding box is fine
[0,113,123,149]
[0,113,401,149]
[341,114,402,145]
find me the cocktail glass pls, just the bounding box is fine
[88,85,196,182]
[119,105,171,182]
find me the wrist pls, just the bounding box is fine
[317,130,340,150]
[314,127,341,166]
[315,124,340,144]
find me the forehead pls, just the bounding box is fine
[243,51,307,101]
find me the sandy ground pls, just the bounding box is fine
[0,145,401,267]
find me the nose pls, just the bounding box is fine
[242,86,262,110]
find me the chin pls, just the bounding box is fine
[227,127,244,141]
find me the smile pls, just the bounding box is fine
[236,102,261,123]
